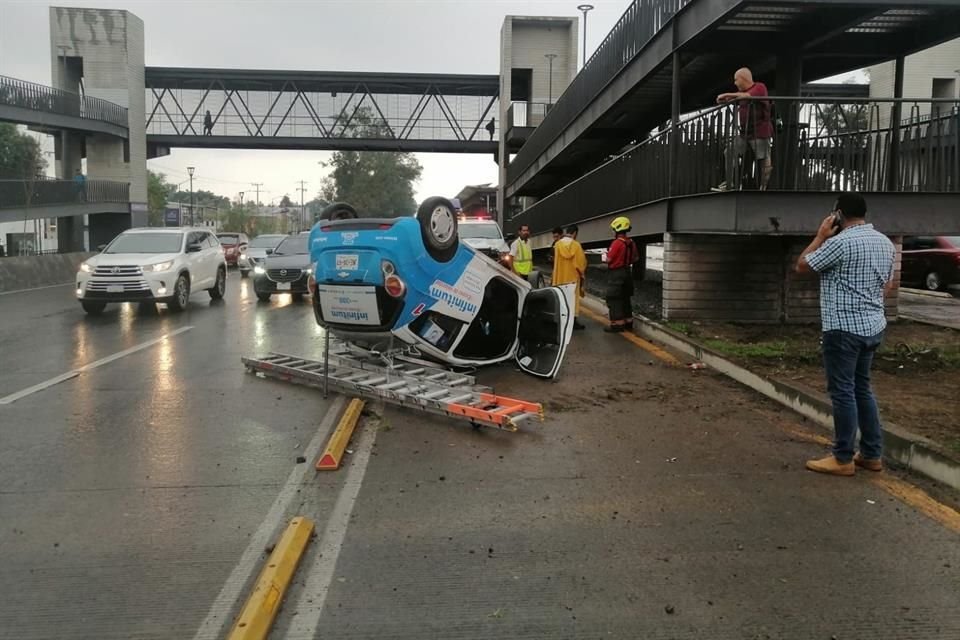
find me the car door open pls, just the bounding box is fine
[515,283,576,378]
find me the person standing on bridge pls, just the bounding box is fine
[203,110,213,135]
[485,117,496,141]
[714,67,773,191]
[604,217,640,333]
[553,224,587,330]
[510,224,534,281]
[796,193,896,476]
[73,169,86,202]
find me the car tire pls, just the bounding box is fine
[321,202,359,221]
[209,267,226,300]
[924,271,944,291]
[81,300,107,315]
[167,274,190,312]
[257,292,272,302]
[240,269,249,279]
[416,196,458,263]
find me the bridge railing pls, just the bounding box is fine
[507,0,691,182]
[0,178,131,209]
[0,75,128,129]
[508,97,960,232]
[507,102,552,129]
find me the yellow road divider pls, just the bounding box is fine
[317,398,365,470]
[871,475,960,534]
[580,307,681,365]
[227,516,315,640]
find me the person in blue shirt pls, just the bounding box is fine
[73,169,86,202]
[796,193,896,476]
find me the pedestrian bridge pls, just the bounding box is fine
[145,67,500,155]
[0,75,128,139]
[0,179,130,224]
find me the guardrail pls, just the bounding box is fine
[507,0,690,182]
[0,75,128,128]
[507,102,552,130]
[509,97,960,231]
[0,178,131,209]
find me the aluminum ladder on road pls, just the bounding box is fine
[241,350,544,432]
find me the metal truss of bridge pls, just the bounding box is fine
[145,67,500,154]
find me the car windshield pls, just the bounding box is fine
[217,234,240,245]
[460,223,502,240]
[943,236,960,248]
[105,233,183,254]
[249,235,284,248]
[273,235,309,255]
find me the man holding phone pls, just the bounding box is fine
[795,193,896,476]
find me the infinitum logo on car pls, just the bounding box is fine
[429,280,478,315]
[340,232,359,245]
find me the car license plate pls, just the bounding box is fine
[336,254,359,270]
[317,285,379,325]
[277,282,291,291]
[107,285,123,294]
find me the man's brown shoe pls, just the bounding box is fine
[806,455,855,476]
[854,453,883,472]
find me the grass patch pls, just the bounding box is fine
[702,339,788,359]
[663,321,693,336]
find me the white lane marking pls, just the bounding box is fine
[191,396,347,640]
[285,418,378,639]
[0,326,194,405]
[0,282,72,296]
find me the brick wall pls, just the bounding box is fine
[662,234,901,324]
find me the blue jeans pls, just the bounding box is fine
[822,330,885,463]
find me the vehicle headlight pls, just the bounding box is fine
[240,253,247,261]
[254,265,266,275]
[79,262,93,273]
[149,260,174,272]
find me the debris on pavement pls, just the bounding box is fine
[295,456,307,464]
[665,605,675,615]
[688,362,706,371]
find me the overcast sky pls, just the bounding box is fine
[0,0,631,204]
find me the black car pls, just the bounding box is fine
[253,232,312,302]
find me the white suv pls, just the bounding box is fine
[76,227,227,314]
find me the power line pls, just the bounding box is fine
[296,180,308,231]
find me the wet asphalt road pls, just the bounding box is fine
[1,274,958,640]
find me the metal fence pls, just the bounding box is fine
[507,102,552,129]
[0,178,130,209]
[509,97,960,232]
[0,75,128,128]
[507,0,690,181]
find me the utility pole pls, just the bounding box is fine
[296,181,308,231]
[577,4,595,69]
[250,182,263,211]
[187,166,195,226]
[545,53,557,104]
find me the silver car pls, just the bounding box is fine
[239,234,286,278]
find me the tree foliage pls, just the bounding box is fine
[0,123,45,180]
[320,108,422,217]
[147,171,174,226]
[169,188,230,210]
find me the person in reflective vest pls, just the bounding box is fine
[605,216,640,333]
[510,224,533,277]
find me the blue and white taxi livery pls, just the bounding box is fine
[308,197,576,378]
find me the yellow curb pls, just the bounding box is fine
[580,306,681,365]
[871,475,960,535]
[317,398,365,470]
[227,516,315,640]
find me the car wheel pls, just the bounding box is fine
[167,274,190,312]
[257,292,272,302]
[209,267,226,300]
[240,269,249,279]
[416,196,458,262]
[924,271,943,291]
[321,202,359,221]
[81,300,106,315]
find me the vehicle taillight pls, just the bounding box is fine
[307,270,317,295]
[954,253,960,266]
[384,274,406,298]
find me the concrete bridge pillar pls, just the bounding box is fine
[50,7,147,245]
[661,233,901,324]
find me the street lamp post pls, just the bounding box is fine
[577,4,595,69]
[187,166,195,226]
[544,53,558,104]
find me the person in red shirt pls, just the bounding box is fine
[604,216,641,333]
[714,67,773,191]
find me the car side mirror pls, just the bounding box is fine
[187,243,203,253]
[265,248,274,255]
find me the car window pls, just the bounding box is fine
[914,237,938,250]
[459,223,503,240]
[249,235,284,248]
[204,233,218,249]
[273,235,309,255]
[217,234,240,246]
[942,236,960,249]
[104,232,183,254]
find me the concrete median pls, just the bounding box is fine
[0,252,94,293]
